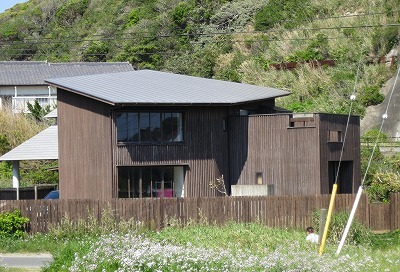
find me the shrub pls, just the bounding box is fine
[0,210,29,238]
[0,134,11,155]
[82,42,109,62]
[172,2,194,30]
[312,210,371,245]
[211,0,268,29]
[366,172,400,202]
[55,0,89,26]
[371,27,399,55]
[361,129,389,143]
[286,33,329,62]
[125,8,140,28]
[360,85,385,107]
[254,0,321,31]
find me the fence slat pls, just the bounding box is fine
[0,194,398,234]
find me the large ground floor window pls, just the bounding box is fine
[118,166,184,198]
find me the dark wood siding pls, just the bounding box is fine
[58,90,113,200]
[228,113,361,196]
[112,107,230,198]
[317,114,361,194]
[229,114,321,195]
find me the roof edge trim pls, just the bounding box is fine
[45,81,115,106]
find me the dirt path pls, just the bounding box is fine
[0,253,53,269]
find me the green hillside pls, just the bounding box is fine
[1,0,399,115]
[0,0,399,197]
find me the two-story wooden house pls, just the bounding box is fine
[46,70,361,200]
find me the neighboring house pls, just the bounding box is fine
[45,70,361,200]
[0,61,134,113]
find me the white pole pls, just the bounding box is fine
[12,161,20,200]
[336,186,363,255]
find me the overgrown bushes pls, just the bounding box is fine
[0,209,29,238]
[254,0,323,31]
[313,211,371,245]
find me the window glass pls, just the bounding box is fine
[118,166,184,198]
[162,113,173,141]
[140,113,151,142]
[116,113,127,142]
[128,113,139,142]
[150,113,162,141]
[117,112,183,143]
[256,172,263,185]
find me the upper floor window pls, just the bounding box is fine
[116,112,183,143]
[328,130,342,142]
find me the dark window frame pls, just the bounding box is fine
[118,166,176,199]
[116,111,184,144]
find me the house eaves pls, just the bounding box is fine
[45,70,291,105]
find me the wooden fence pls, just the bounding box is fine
[0,193,398,234]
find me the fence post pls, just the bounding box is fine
[390,193,399,231]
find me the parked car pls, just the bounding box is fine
[43,190,59,199]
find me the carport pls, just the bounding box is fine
[0,125,58,199]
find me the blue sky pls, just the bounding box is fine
[0,0,28,13]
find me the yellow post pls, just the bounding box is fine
[318,183,338,256]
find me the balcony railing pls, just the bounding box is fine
[12,96,57,113]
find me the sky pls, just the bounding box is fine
[0,0,28,13]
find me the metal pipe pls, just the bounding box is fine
[319,183,338,256]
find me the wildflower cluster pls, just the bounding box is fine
[66,231,384,272]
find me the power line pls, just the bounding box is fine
[1,22,399,47]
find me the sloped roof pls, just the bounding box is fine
[46,70,291,105]
[0,61,134,86]
[0,126,58,161]
[44,108,57,118]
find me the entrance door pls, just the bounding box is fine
[328,161,353,194]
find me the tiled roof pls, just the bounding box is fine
[0,61,134,85]
[46,70,291,105]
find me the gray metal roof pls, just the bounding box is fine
[46,70,291,105]
[0,126,58,161]
[44,108,57,118]
[0,61,134,85]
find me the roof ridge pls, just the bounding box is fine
[0,61,48,65]
[48,62,131,66]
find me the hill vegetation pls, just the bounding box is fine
[0,0,399,197]
[0,0,398,115]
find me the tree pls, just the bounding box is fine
[26,100,51,123]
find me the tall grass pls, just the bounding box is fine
[0,110,47,154]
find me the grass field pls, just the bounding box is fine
[0,222,399,271]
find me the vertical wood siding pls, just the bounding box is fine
[113,107,230,198]
[229,114,321,195]
[317,114,361,193]
[58,90,113,200]
[229,113,360,196]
